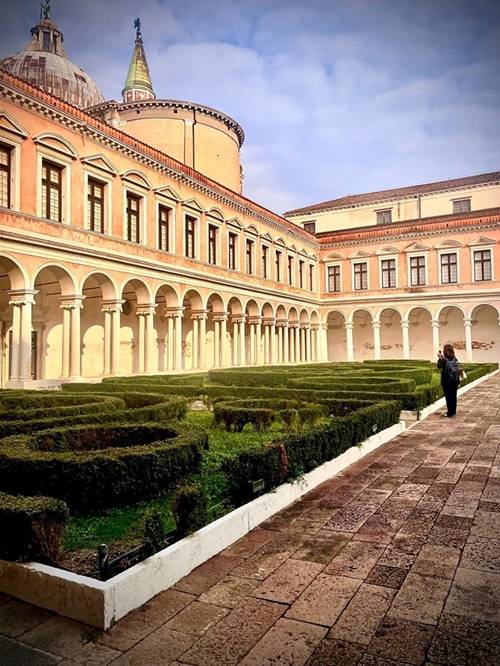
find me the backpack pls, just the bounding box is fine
[445,359,460,383]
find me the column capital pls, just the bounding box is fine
[165,306,184,319]
[463,317,472,326]
[262,317,276,327]
[191,309,209,321]
[372,321,381,330]
[231,314,246,324]
[288,322,299,329]
[102,299,124,314]
[212,311,229,323]
[400,319,410,329]
[299,322,310,330]
[8,289,38,306]
[431,319,440,328]
[276,318,288,328]
[136,303,156,317]
[59,294,85,310]
[345,322,354,330]
[247,316,262,325]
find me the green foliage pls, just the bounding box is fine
[0,423,207,514]
[172,483,209,537]
[142,508,166,558]
[0,491,68,564]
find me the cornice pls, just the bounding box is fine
[0,72,316,250]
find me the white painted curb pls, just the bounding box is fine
[0,420,404,629]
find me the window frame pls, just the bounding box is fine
[261,244,269,279]
[86,176,106,234]
[275,249,282,282]
[36,149,72,225]
[125,190,142,244]
[326,263,342,293]
[376,208,392,225]
[287,254,294,285]
[157,203,172,252]
[438,250,459,285]
[352,260,369,291]
[379,256,397,289]
[303,221,316,234]
[207,223,218,265]
[407,254,427,287]
[245,238,254,274]
[452,197,471,214]
[471,246,494,282]
[41,158,63,223]
[0,134,22,211]
[0,142,12,209]
[309,263,315,291]
[228,231,238,270]
[184,213,197,259]
[298,259,305,289]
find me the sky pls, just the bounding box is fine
[1,0,500,214]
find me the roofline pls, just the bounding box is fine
[317,207,500,246]
[0,68,315,246]
[285,171,500,217]
[87,98,246,146]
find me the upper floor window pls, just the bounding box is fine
[275,250,282,282]
[376,209,392,225]
[228,232,237,270]
[381,258,396,288]
[87,178,105,233]
[354,262,368,290]
[440,252,458,284]
[126,192,140,243]
[299,260,304,289]
[158,205,170,251]
[185,215,196,258]
[328,265,341,293]
[0,143,11,208]
[287,256,294,285]
[453,198,471,214]
[473,249,492,281]
[409,256,426,286]
[246,239,254,274]
[304,221,316,233]
[208,224,217,265]
[262,245,268,278]
[41,159,62,222]
[309,264,314,291]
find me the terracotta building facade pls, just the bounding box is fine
[0,13,499,388]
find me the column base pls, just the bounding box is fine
[5,378,39,390]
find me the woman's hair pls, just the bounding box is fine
[443,344,455,360]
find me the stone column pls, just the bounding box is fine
[192,311,208,369]
[277,324,284,363]
[238,318,246,366]
[249,322,256,365]
[432,319,440,356]
[61,304,71,378]
[372,321,381,360]
[319,323,329,361]
[174,312,183,370]
[8,291,37,384]
[167,315,174,370]
[102,309,111,376]
[295,325,301,364]
[401,319,410,360]
[264,322,270,364]
[136,304,156,374]
[345,322,354,362]
[283,324,289,363]
[219,313,228,367]
[213,319,221,368]
[69,299,84,380]
[166,307,183,371]
[232,318,239,366]
[191,316,199,370]
[464,317,473,362]
[137,310,146,373]
[269,320,276,364]
[288,325,295,364]
[110,304,122,375]
[307,326,312,362]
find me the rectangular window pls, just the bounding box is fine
[474,249,492,281]
[158,205,170,251]
[376,209,392,225]
[354,262,368,290]
[309,264,314,291]
[304,221,316,233]
[125,192,140,242]
[228,232,237,270]
[453,198,471,214]
[246,239,254,274]
[299,260,304,289]
[261,245,268,278]
[275,250,282,282]
[381,258,396,288]
[440,253,458,284]
[87,178,105,233]
[288,256,293,285]
[328,265,341,292]
[185,215,196,258]
[41,160,62,222]
[0,143,11,208]
[410,256,426,286]
[208,224,217,265]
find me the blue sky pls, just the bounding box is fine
[2,0,500,213]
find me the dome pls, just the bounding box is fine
[0,16,104,109]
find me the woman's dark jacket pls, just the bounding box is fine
[437,356,460,387]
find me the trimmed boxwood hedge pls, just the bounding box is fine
[0,491,68,564]
[213,399,326,431]
[222,399,401,504]
[0,423,207,513]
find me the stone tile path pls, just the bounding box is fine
[1,375,500,665]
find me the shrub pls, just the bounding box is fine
[172,483,209,537]
[0,423,207,513]
[0,492,68,564]
[213,404,275,432]
[142,509,166,558]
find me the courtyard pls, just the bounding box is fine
[0,370,499,665]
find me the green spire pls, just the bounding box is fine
[122,18,155,102]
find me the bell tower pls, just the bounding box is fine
[122,18,155,103]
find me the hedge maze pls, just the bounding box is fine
[0,359,496,569]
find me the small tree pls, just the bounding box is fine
[142,509,165,558]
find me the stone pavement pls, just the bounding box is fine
[1,374,500,665]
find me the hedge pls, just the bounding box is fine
[0,492,68,564]
[0,423,207,513]
[213,399,325,431]
[223,399,401,504]
[63,382,204,399]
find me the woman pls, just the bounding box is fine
[437,344,461,417]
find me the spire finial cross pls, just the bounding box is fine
[40,0,52,20]
[134,17,141,38]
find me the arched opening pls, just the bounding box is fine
[0,255,28,386]
[154,284,180,372]
[33,265,76,380]
[81,272,117,378]
[408,307,433,360]
[470,304,500,362]
[206,293,225,368]
[120,278,153,374]
[227,296,245,367]
[352,309,373,361]
[327,311,346,361]
[379,308,403,360]
[182,289,204,370]
[438,306,466,358]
